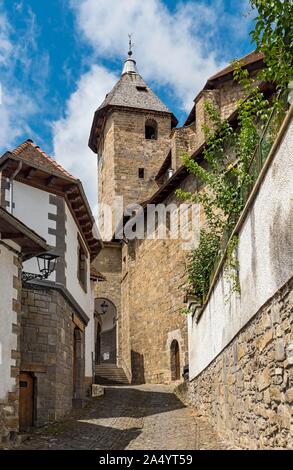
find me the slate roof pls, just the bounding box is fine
[208,51,264,82]
[97,73,171,115]
[89,72,178,152]
[184,50,265,126]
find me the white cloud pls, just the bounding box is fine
[52,0,251,206]
[0,11,38,148]
[0,14,12,65]
[52,65,117,205]
[69,0,224,110]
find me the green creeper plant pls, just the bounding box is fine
[178,0,291,304]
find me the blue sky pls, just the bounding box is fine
[0,0,255,205]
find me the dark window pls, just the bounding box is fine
[138,168,145,179]
[136,86,148,92]
[145,119,158,140]
[77,237,87,292]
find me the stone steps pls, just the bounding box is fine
[94,364,129,385]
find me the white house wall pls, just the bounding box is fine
[189,115,293,380]
[11,181,92,315]
[0,244,18,400]
[12,181,56,280]
[65,203,91,315]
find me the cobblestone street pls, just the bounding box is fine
[10,385,231,450]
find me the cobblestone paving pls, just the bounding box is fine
[12,384,231,450]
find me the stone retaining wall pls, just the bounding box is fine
[177,276,293,449]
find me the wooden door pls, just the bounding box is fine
[171,340,180,381]
[175,342,180,380]
[19,372,34,431]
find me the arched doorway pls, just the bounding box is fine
[95,298,117,364]
[170,340,180,381]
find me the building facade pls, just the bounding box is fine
[0,207,47,443]
[0,141,102,429]
[90,50,267,385]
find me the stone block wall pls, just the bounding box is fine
[177,276,293,449]
[21,286,85,426]
[171,125,197,171]
[123,236,189,384]
[121,171,200,384]
[98,108,172,231]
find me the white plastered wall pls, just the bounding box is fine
[12,181,56,280]
[189,116,293,379]
[0,244,18,400]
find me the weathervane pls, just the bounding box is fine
[128,33,134,57]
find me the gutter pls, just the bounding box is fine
[9,161,22,215]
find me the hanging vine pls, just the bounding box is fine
[177,0,291,304]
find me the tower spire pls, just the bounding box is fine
[122,34,138,75]
[128,33,133,57]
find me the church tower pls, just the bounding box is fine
[89,41,178,230]
[89,42,178,383]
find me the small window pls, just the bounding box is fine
[136,86,147,92]
[77,237,88,292]
[145,119,158,140]
[138,168,145,179]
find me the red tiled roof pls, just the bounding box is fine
[208,51,264,82]
[0,139,103,260]
[11,139,77,181]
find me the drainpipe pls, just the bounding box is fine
[9,161,22,215]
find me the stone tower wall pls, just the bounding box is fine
[98,109,172,213]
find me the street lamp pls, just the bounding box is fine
[22,252,59,283]
[36,253,59,279]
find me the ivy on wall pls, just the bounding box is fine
[178,0,292,304]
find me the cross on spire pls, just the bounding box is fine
[122,34,138,75]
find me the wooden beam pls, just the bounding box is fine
[68,193,82,203]
[75,208,87,217]
[23,167,37,179]
[83,230,93,237]
[71,201,83,210]
[45,175,58,186]
[82,222,92,230]
[64,184,78,193]
[1,232,25,239]
[77,214,89,223]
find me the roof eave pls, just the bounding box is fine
[0,152,103,259]
[0,207,49,259]
[89,105,178,154]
